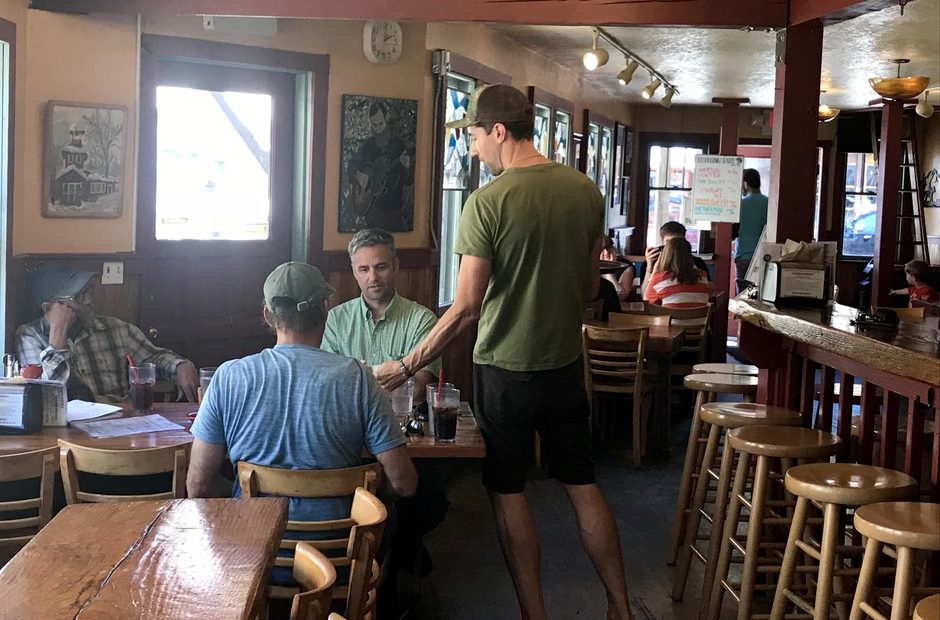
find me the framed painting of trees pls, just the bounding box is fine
[43,101,127,218]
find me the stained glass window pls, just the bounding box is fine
[598,126,612,199]
[554,111,570,165]
[443,77,472,190]
[534,104,551,158]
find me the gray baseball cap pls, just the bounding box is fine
[444,84,533,129]
[263,262,334,312]
[29,266,96,309]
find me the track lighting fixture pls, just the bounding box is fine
[641,77,661,100]
[582,29,609,71]
[915,88,936,119]
[659,87,675,108]
[617,59,640,86]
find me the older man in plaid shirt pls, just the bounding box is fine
[16,266,199,403]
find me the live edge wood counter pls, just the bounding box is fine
[0,498,287,620]
[731,297,940,500]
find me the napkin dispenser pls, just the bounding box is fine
[0,383,44,434]
[761,260,828,307]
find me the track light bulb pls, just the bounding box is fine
[582,30,609,70]
[617,60,640,86]
[641,78,662,100]
[659,87,675,108]
[915,92,935,118]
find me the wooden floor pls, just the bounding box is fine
[406,414,739,620]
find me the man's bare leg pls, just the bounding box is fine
[563,483,633,620]
[489,491,547,620]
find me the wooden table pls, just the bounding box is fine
[0,402,486,459]
[585,322,685,454]
[0,498,287,619]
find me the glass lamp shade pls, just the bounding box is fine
[818,104,840,122]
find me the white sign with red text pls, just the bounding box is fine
[687,155,744,224]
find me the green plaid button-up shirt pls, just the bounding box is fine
[15,315,188,403]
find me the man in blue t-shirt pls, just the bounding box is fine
[733,168,769,291]
[187,261,417,552]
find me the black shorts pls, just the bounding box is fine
[473,358,595,494]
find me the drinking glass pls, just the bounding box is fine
[391,377,415,417]
[428,386,460,442]
[129,362,156,412]
[425,382,453,433]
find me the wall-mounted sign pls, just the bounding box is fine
[687,155,744,224]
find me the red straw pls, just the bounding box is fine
[126,354,139,383]
[436,369,444,407]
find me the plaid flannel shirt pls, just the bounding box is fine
[15,315,187,403]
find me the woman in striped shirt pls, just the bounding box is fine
[643,237,712,308]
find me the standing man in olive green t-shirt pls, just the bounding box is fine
[374,84,633,620]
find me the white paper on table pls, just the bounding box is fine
[66,400,122,422]
[72,414,184,439]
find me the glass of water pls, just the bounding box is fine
[391,377,415,418]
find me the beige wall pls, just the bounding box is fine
[13,9,138,255]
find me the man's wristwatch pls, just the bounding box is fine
[398,359,413,378]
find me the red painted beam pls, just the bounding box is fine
[872,99,904,306]
[790,0,898,26]
[32,0,788,27]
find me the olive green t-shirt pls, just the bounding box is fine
[454,162,604,371]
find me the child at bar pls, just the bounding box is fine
[890,259,939,305]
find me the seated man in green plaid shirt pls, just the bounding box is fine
[15,266,199,403]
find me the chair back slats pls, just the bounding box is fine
[290,541,338,620]
[608,312,672,327]
[238,462,386,620]
[58,440,190,505]
[582,325,648,395]
[646,303,712,367]
[0,446,59,554]
[345,532,380,620]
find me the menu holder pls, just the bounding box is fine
[0,382,43,434]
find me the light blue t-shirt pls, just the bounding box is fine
[191,343,405,524]
[736,192,769,260]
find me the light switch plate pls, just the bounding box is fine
[101,261,124,285]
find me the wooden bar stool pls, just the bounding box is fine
[706,426,842,620]
[672,401,801,602]
[850,502,940,620]
[913,594,940,620]
[770,464,919,620]
[693,363,760,376]
[668,373,759,566]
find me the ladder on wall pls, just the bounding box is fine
[870,111,930,266]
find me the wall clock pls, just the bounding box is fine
[363,21,403,65]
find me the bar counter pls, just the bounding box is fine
[730,297,939,501]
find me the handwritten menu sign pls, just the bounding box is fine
[687,155,744,223]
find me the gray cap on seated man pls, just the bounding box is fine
[15,266,198,403]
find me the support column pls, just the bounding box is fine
[711,97,749,361]
[766,21,823,244]
[872,99,903,306]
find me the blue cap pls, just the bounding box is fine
[29,266,96,309]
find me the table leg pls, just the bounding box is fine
[647,354,672,456]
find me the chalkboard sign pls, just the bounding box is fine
[687,155,744,224]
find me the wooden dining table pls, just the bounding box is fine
[0,401,486,459]
[585,321,686,454]
[0,497,287,619]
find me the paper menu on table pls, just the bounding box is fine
[72,414,184,439]
[33,380,67,427]
[67,400,122,422]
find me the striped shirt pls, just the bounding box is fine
[647,270,711,308]
[15,315,187,403]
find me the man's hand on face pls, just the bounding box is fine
[175,362,199,403]
[645,245,662,267]
[43,300,77,349]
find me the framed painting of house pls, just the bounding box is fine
[43,101,127,218]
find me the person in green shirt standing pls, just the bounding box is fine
[733,168,769,291]
[321,228,440,402]
[374,84,633,620]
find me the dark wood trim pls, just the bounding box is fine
[817,139,834,240]
[526,87,573,115]
[140,34,329,74]
[449,54,510,87]
[833,151,849,254]
[1,18,15,351]
[790,0,899,26]
[32,0,788,28]
[323,248,436,274]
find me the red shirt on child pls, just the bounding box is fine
[908,284,939,303]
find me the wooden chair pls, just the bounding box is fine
[290,542,337,620]
[582,325,651,466]
[871,305,926,321]
[237,462,384,620]
[647,304,712,378]
[57,440,189,504]
[608,312,672,327]
[0,446,59,559]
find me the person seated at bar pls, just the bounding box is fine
[15,266,198,402]
[321,228,440,403]
[644,237,712,308]
[599,236,635,300]
[186,261,417,584]
[890,259,939,305]
[641,221,710,298]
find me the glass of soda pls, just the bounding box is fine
[428,386,460,442]
[129,362,156,413]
